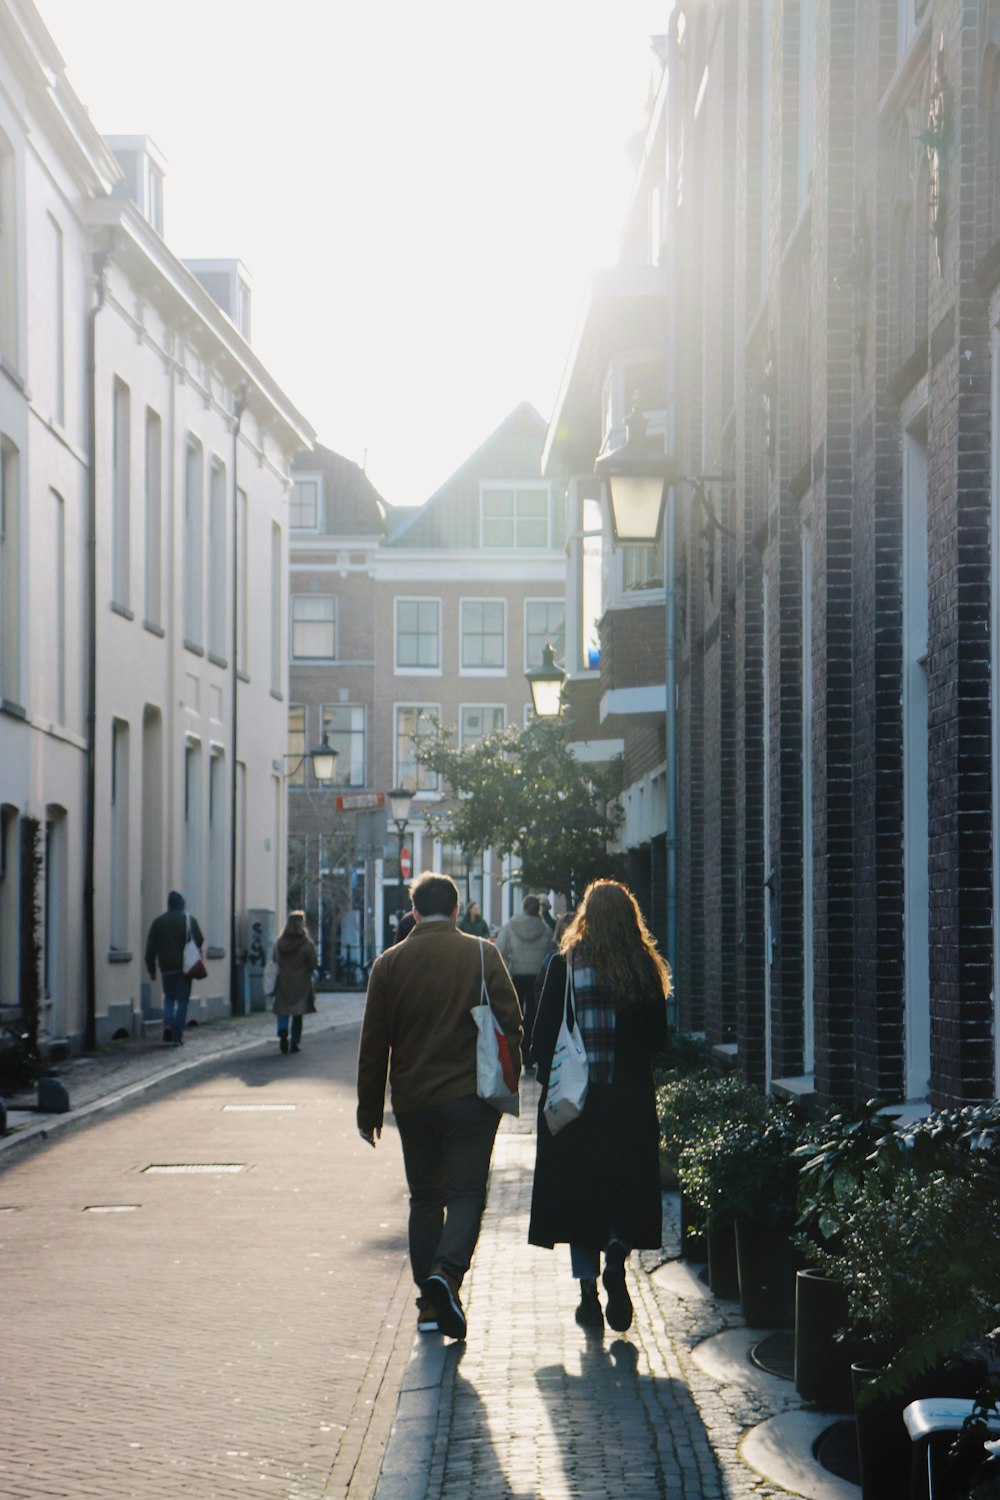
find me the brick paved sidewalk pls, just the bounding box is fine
[374,1080,843,1500]
[0,991,366,1156]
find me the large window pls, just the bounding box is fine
[524,599,565,670]
[322,704,366,786]
[184,438,203,646]
[112,378,131,609]
[396,598,440,671]
[290,476,320,530]
[208,460,227,660]
[623,546,665,593]
[110,719,130,951]
[270,522,281,693]
[48,213,64,426]
[292,593,336,659]
[482,485,550,548]
[395,705,440,792]
[0,132,15,366]
[287,704,305,787]
[144,409,162,627]
[461,599,505,671]
[0,436,19,701]
[460,705,505,747]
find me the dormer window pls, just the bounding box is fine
[290,476,321,530]
[183,259,253,341]
[105,136,166,236]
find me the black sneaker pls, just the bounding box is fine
[575,1279,605,1331]
[279,1035,289,1054]
[162,1027,173,1044]
[424,1270,467,1340]
[602,1243,633,1332]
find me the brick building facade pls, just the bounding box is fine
[547,1,1000,1110]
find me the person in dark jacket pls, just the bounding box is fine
[496,895,553,1065]
[457,900,490,938]
[272,910,318,1054]
[145,890,204,1046]
[528,880,670,1333]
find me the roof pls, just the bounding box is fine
[292,443,386,537]
[385,403,549,550]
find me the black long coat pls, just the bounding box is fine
[528,951,669,1252]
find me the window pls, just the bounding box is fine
[290,477,320,529]
[287,705,305,787]
[48,214,64,425]
[460,705,505,746]
[623,546,665,593]
[183,739,202,913]
[51,489,65,725]
[184,439,204,645]
[207,750,226,946]
[524,600,565,670]
[144,409,162,626]
[460,599,505,671]
[292,593,336,659]
[112,378,131,609]
[0,436,20,701]
[208,460,227,660]
[236,489,248,673]
[396,598,441,671]
[110,719,130,950]
[322,704,366,787]
[270,523,282,693]
[395,705,440,792]
[481,485,550,548]
[0,132,15,366]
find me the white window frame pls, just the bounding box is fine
[480,482,552,549]
[287,704,306,788]
[291,592,337,662]
[321,703,367,788]
[112,377,131,610]
[290,474,322,531]
[459,704,506,748]
[524,598,566,673]
[459,597,507,676]
[395,596,442,675]
[208,458,227,661]
[394,703,441,795]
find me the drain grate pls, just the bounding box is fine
[222,1103,297,1112]
[143,1163,247,1174]
[85,1204,140,1213]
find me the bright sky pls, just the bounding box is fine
[36,0,667,507]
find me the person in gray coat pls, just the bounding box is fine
[145,890,204,1046]
[496,895,553,1065]
[272,911,318,1054]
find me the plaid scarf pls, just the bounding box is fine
[569,952,616,1084]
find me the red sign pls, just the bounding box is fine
[334,791,385,812]
[400,847,412,879]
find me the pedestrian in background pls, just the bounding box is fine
[496,895,553,1065]
[528,880,670,1333]
[357,871,522,1341]
[458,900,489,938]
[272,910,317,1054]
[145,890,204,1046]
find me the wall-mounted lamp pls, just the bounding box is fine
[526,640,567,718]
[287,733,339,783]
[594,405,677,548]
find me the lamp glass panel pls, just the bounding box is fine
[609,474,665,543]
[529,676,563,717]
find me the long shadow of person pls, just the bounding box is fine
[533,1333,723,1499]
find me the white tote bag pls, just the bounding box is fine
[182,915,207,980]
[471,942,519,1116]
[543,960,588,1135]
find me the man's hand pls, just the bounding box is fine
[358,1126,380,1148]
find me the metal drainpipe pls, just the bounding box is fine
[229,388,247,1014]
[83,239,112,1052]
[663,19,680,1026]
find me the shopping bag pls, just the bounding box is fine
[183,915,208,981]
[262,957,279,997]
[543,962,588,1135]
[472,942,519,1116]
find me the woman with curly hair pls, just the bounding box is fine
[528,880,670,1332]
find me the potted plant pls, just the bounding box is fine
[680,1094,804,1324]
[657,1068,761,1267]
[792,1099,900,1410]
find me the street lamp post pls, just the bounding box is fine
[526,639,567,718]
[388,785,414,934]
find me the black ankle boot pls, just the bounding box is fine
[575,1278,604,1331]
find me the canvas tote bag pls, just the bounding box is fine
[542,958,588,1135]
[471,941,519,1116]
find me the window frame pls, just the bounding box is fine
[394,703,441,795]
[290,473,322,531]
[524,598,566,673]
[459,703,506,748]
[480,482,553,549]
[321,703,367,788]
[290,591,337,662]
[394,596,442,675]
[459,596,507,676]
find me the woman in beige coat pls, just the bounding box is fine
[272,911,317,1054]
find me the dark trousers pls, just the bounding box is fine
[395,1094,501,1291]
[514,973,537,1062]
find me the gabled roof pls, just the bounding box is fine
[293,442,386,537]
[385,403,548,550]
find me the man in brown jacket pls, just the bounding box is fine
[357,871,522,1340]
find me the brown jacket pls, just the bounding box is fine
[356,918,522,1132]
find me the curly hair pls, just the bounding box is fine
[559,880,671,1011]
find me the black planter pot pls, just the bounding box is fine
[706,1218,740,1300]
[734,1216,800,1328]
[680,1191,707,1262]
[851,1351,986,1500]
[794,1269,860,1411]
